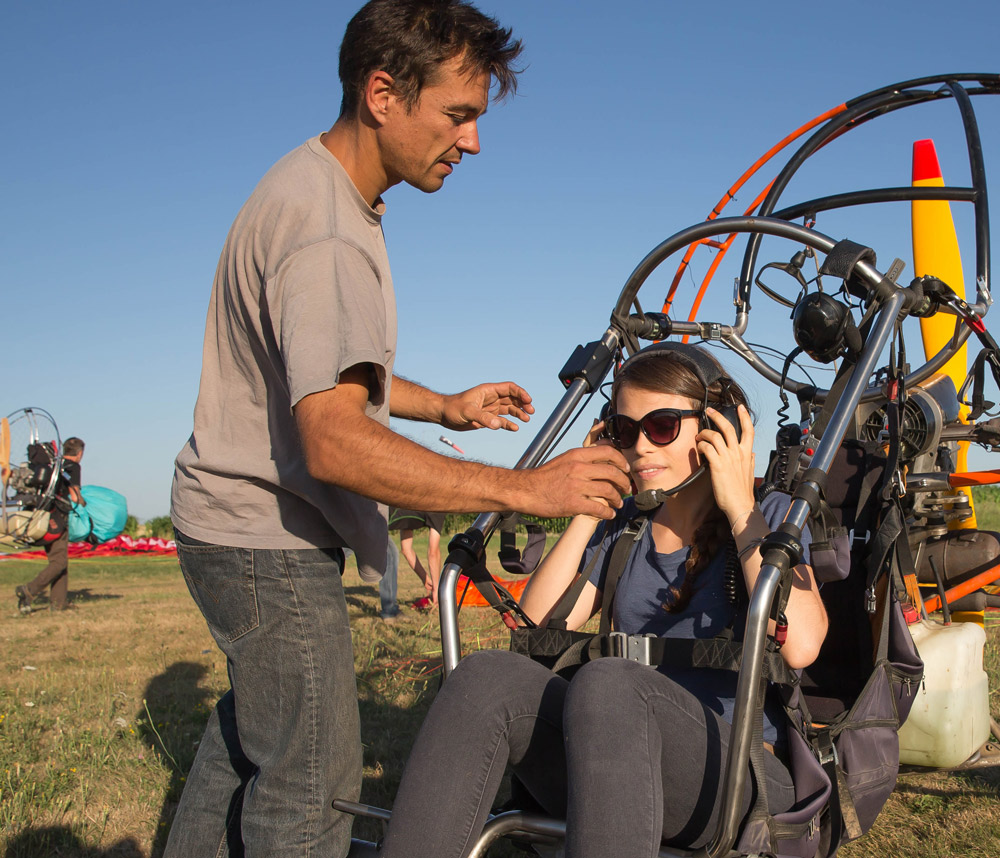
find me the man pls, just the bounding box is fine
[167,2,630,856]
[15,436,84,613]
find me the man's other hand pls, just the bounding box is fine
[441,382,534,432]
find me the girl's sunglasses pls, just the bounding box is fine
[603,408,703,449]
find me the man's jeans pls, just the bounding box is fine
[378,540,400,618]
[165,534,360,858]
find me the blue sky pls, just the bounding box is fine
[3,0,999,519]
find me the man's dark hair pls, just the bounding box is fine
[63,437,85,457]
[339,0,523,116]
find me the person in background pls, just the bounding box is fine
[379,539,403,622]
[15,436,85,613]
[388,508,445,610]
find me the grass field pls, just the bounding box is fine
[1,531,999,857]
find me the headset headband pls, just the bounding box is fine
[616,341,727,406]
[614,341,732,508]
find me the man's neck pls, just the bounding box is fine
[321,117,392,208]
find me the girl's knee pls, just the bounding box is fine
[564,660,659,728]
[445,650,529,702]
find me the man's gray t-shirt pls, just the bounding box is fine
[171,136,396,580]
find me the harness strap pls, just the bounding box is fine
[598,516,649,634]
[498,520,547,576]
[817,238,878,301]
[816,728,864,843]
[810,362,856,441]
[461,556,534,629]
[743,674,776,846]
[558,633,800,686]
[546,532,611,631]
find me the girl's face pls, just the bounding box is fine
[615,383,702,493]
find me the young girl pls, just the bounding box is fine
[379,343,828,858]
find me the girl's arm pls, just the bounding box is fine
[730,508,828,669]
[520,419,615,629]
[698,405,829,669]
[520,514,604,629]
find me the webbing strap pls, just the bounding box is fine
[744,675,774,845]
[583,634,800,686]
[811,361,855,441]
[598,516,649,635]
[498,522,547,576]
[546,536,608,631]
[816,729,863,844]
[818,239,877,301]
[964,347,1000,420]
[461,557,533,628]
[545,514,648,632]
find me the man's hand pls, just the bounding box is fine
[516,446,631,520]
[440,382,534,432]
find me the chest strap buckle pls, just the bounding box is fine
[607,631,658,666]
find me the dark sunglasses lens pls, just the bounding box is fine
[608,415,639,447]
[643,411,682,445]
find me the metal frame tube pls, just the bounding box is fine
[440,330,622,675]
[945,79,991,305]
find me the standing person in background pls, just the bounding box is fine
[379,539,403,622]
[15,436,85,614]
[166,3,630,857]
[388,508,445,609]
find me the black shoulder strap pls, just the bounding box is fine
[546,534,608,631]
[599,516,650,635]
[546,514,649,632]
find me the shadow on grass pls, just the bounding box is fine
[139,661,217,858]
[3,826,143,857]
[896,763,1000,799]
[133,657,426,853]
[343,584,378,612]
[70,588,125,603]
[14,588,123,612]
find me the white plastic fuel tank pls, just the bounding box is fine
[897,618,991,768]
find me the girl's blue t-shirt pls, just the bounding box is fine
[581,491,811,747]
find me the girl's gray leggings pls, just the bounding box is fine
[381,648,795,858]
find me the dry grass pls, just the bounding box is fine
[1,533,999,857]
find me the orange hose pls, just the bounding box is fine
[922,563,1000,614]
[948,470,1000,487]
[663,103,848,323]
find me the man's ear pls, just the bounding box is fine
[364,70,397,127]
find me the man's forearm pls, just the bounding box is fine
[390,375,445,422]
[303,409,521,512]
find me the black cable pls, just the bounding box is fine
[537,385,601,464]
[774,348,804,431]
[740,340,831,388]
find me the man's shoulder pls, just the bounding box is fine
[238,138,377,254]
[251,138,336,202]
